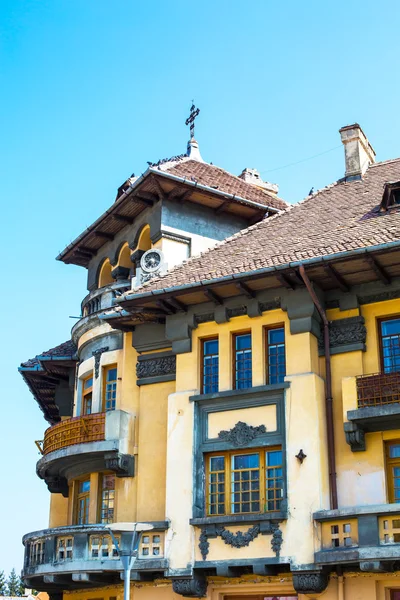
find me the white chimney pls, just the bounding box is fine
[238,168,279,194]
[339,123,376,180]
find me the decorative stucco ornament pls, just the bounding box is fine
[136,355,176,379]
[172,575,207,598]
[292,571,329,594]
[140,248,165,284]
[218,421,267,447]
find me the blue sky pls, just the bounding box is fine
[1,0,400,576]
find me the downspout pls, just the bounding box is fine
[298,264,338,509]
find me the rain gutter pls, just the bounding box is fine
[116,240,400,306]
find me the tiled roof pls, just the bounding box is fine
[135,158,400,293]
[21,340,77,369]
[164,160,288,211]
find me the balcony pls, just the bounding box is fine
[314,503,400,570]
[343,373,400,451]
[36,410,135,495]
[23,522,169,591]
[72,282,130,342]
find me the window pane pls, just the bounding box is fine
[210,456,224,471]
[107,368,117,382]
[204,339,218,355]
[233,454,259,469]
[381,319,400,336]
[265,449,283,511]
[79,480,90,493]
[268,328,285,344]
[236,333,251,350]
[235,334,252,389]
[84,376,93,389]
[390,444,400,458]
[381,320,400,373]
[267,327,286,384]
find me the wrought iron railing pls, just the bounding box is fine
[42,413,106,455]
[356,372,400,408]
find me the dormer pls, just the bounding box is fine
[380,181,400,212]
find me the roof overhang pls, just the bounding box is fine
[100,241,400,327]
[19,353,77,424]
[57,167,276,268]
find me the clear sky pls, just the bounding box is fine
[1,0,400,576]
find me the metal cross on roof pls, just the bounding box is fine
[185,102,200,139]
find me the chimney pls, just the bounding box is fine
[339,123,376,180]
[238,168,279,194]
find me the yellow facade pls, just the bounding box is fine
[23,295,396,599]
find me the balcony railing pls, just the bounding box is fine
[356,371,400,408]
[314,503,400,567]
[41,413,105,455]
[22,523,169,588]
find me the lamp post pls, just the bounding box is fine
[107,522,154,600]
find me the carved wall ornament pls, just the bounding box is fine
[199,522,282,560]
[104,452,135,477]
[318,316,366,353]
[92,346,109,378]
[136,355,176,379]
[344,422,366,452]
[195,312,215,325]
[172,576,207,598]
[227,305,247,319]
[218,421,267,447]
[292,571,329,594]
[271,523,283,556]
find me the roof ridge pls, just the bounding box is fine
[368,156,400,168]
[168,159,287,206]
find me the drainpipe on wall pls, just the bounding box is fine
[298,264,338,510]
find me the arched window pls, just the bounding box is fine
[98,259,113,288]
[117,243,132,269]
[136,224,151,252]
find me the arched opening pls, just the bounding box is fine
[136,224,151,252]
[98,259,113,288]
[117,243,132,269]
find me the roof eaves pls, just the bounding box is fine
[56,168,153,262]
[114,239,400,307]
[148,168,280,214]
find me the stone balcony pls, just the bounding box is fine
[71,282,130,343]
[314,503,400,570]
[36,410,135,495]
[22,522,169,591]
[343,373,400,451]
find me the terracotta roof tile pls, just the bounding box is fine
[133,158,400,294]
[164,160,288,211]
[21,340,77,368]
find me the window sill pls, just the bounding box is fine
[190,383,289,402]
[190,511,287,527]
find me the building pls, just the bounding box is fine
[19,120,400,600]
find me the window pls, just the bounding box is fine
[380,317,400,373]
[29,541,45,566]
[100,474,115,524]
[103,366,117,411]
[89,535,118,559]
[386,441,400,503]
[206,447,283,516]
[140,534,163,558]
[233,332,252,389]
[201,338,219,394]
[266,326,286,384]
[57,537,73,561]
[391,592,400,600]
[76,479,90,525]
[82,374,93,415]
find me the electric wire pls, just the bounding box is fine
[260,144,342,175]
